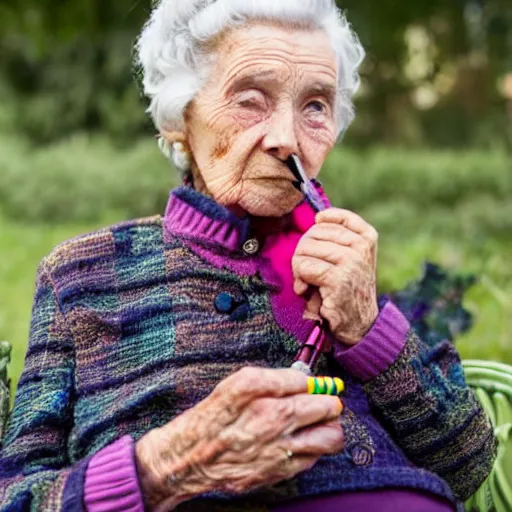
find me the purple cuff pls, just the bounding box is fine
[333,301,410,382]
[85,435,144,512]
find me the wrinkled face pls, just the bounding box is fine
[184,24,338,217]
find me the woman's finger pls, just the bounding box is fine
[213,394,343,463]
[303,289,322,322]
[295,239,355,266]
[237,393,343,439]
[305,223,371,253]
[286,419,344,456]
[293,276,309,296]
[292,255,336,289]
[285,393,343,434]
[212,367,309,409]
[316,208,379,243]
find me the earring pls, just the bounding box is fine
[171,142,192,171]
[157,137,192,172]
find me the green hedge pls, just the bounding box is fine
[1,137,511,392]
[1,134,511,242]
[0,135,176,223]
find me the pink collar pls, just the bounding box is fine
[163,185,329,254]
[163,185,331,343]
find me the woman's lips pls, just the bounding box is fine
[255,175,301,186]
[262,177,302,191]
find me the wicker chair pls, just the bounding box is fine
[463,360,512,512]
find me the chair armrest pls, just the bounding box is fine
[463,360,512,512]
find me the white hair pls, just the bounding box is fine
[135,0,365,164]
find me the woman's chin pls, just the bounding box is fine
[237,187,303,217]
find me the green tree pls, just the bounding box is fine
[0,0,510,147]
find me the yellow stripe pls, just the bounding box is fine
[334,377,345,394]
[307,376,346,395]
[307,377,315,394]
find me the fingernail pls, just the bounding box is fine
[336,397,344,415]
[307,377,345,396]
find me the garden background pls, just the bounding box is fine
[1,0,511,394]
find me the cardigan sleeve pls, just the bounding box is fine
[84,436,144,512]
[334,301,497,502]
[0,259,90,511]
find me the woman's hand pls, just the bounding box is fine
[135,367,344,511]
[292,208,379,345]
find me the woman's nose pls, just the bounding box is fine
[261,109,299,161]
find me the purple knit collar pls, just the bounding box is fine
[164,187,252,253]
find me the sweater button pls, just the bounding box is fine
[243,238,260,255]
[348,444,374,466]
[214,292,235,314]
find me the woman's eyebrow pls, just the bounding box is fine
[302,82,337,104]
[225,69,280,94]
[225,72,337,104]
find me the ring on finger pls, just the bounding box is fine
[280,447,294,460]
[168,473,179,486]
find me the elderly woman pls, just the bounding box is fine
[0,1,497,511]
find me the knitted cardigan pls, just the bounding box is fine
[0,186,497,511]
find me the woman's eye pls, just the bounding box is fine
[305,100,327,114]
[236,90,266,109]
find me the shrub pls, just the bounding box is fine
[0,134,510,243]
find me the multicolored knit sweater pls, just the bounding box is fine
[0,186,497,511]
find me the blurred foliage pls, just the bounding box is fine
[0,134,177,222]
[341,0,512,148]
[1,133,510,242]
[388,262,477,346]
[0,0,153,143]
[1,132,511,391]
[1,149,511,392]
[0,0,511,147]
